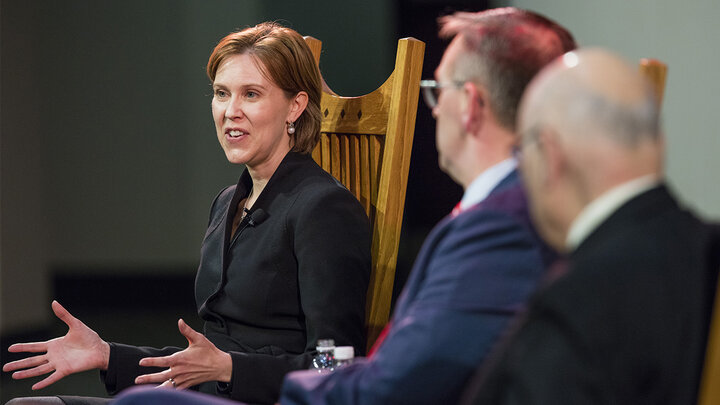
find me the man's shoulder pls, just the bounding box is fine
[481,180,530,221]
[399,170,547,312]
[540,190,712,316]
[450,181,535,243]
[424,184,548,300]
[575,186,706,265]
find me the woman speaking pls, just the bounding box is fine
[4,22,371,405]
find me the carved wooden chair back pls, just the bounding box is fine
[304,36,425,350]
[639,58,668,106]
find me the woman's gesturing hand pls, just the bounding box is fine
[3,300,110,390]
[134,319,232,389]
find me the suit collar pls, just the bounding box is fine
[459,157,518,211]
[566,175,660,251]
[231,151,311,213]
[571,183,675,256]
[223,152,313,247]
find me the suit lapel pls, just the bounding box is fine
[392,214,455,318]
[394,170,522,318]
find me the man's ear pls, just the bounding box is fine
[461,82,486,135]
[537,129,566,186]
[287,91,309,122]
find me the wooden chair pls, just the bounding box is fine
[698,225,720,405]
[303,36,425,350]
[639,58,668,107]
[700,269,720,405]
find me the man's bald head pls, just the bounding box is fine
[518,49,664,250]
[521,49,661,148]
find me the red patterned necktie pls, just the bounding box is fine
[367,322,392,358]
[451,201,463,218]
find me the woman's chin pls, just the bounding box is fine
[223,151,249,165]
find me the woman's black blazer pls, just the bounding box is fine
[103,152,371,404]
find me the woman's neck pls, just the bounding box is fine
[245,151,290,209]
[243,178,264,210]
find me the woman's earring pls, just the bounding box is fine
[287,121,296,135]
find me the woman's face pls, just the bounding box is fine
[211,53,303,172]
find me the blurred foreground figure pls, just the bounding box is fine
[463,49,720,405]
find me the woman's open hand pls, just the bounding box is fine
[3,300,110,390]
[134,319,232,389]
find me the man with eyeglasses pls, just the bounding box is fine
[111,7,576,405]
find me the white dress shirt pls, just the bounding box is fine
[458,157,518,211]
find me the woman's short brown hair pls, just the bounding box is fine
[207,22,322,154]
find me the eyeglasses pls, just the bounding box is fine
[419,79,465,109]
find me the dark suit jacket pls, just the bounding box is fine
[280,170,554,405]
[466,185,719,405]
[102,152,371,404]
